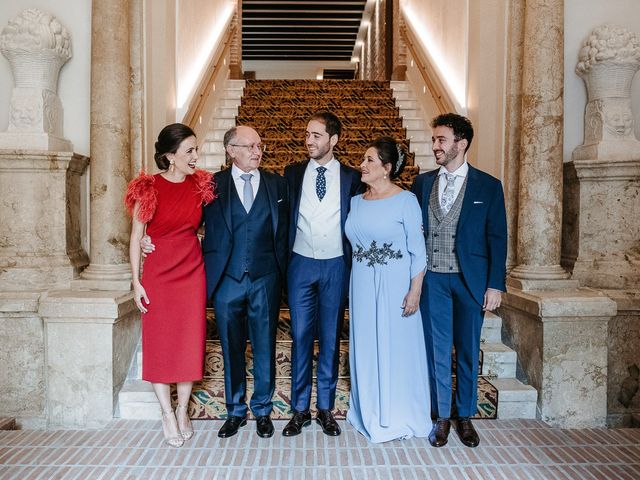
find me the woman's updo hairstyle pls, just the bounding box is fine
[154,123,196,170]
[369,136,407,180]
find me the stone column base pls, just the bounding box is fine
[500,286,617,428]
[0,292,46,429]
[39,289,139,429]
[602,289,640,427]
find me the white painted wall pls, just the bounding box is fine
[175,0,235,119]
[400,0,468,111]
[243,60,356,80]
[0,1,91,156]
[564,0,640,161]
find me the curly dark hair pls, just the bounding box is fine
[430,113,474,153]
[154,123,196,170]
[368,136,407,180]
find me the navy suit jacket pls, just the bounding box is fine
[284,160,362,265]
[201,167,289,300]
[411,164,507,305]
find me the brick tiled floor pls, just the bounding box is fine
[0,419,639,479]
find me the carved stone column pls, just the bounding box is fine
[509,0,573,288]
[0,9,72,151]
[79,0,131,289]
[500,0,616,428]
[570,25,640,289]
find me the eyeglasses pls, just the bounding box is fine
[230,143,266,152]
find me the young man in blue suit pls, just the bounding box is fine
[202,125,289,439]
[282,111,362,436]
[412,113,507,448]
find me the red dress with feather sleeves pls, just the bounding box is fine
[125,170,215,383]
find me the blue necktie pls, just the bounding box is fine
[316,166,327,201]
[240,173,253,212]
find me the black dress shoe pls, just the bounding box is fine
[283,411,312,437]
[256,415,274,438]
[456,418,480,447]
[316,409,341,436]
[218,415,247,438]
[428,419,451,447]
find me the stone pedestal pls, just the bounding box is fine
[40,290,139,429]
[0,151,89,290]
[500,288,616,428]
[569,159,640,289]
[0,292,46,429]
[570,25,640,289]
[602,289,640,427]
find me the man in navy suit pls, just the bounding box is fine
[281,111,361,437]
[201,125,289,439]
[412,113,507,448]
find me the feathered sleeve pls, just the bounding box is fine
[124,172,157,223]
[193,169,217,205]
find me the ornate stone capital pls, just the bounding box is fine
[0,9,72,151]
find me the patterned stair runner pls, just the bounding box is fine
[183,310,498,420]
[234,79,420,189]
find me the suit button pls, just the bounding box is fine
[452,235,456,238]
[434,233,439,237]
[434,249,439,253]
[449,266,453,271]
[433,265,438,268]
[452,249,456,253]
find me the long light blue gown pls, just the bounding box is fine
[345,190,430,443]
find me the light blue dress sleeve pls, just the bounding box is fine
[403,192,427,279]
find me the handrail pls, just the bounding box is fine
[399,13,457,114]
[183,23,237,130]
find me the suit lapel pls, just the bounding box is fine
[429,174,444,223]
[457,165,480,231]
[261,170,279,238]
[220,169,233,234]
[339,162,350,230]
[292,161,308,229]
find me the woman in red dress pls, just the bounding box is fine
[125,123,215,447]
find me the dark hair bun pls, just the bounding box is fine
[154,123,196,170]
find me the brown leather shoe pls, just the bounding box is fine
[428,419,451,447]
[316,409,341,436]
[283,411,312,437]
[455,418,480,447]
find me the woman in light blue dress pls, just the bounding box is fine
[346,137,430,443]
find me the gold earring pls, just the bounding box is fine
[169,161,175,173]
[383,173,387,179]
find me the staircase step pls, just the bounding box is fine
[481,311,502,343]
[118,376,499,421]
[480,342,518,378]
[489,378,538,419]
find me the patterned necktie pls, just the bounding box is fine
[316,166,327,201]
[240,173,254,212]
[440,173,457,214]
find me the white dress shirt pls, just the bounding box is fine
[292,158,343,259]
[437,161,469,205]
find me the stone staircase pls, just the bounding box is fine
[117,310,537,421]
[117,78,537,422]
[390,80,436,172]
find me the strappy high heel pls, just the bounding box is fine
[176,404,194,440]
[161,409,184,447]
